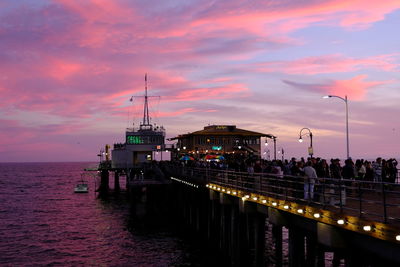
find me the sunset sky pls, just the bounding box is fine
[0,0,399,162]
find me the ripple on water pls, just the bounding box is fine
[0,162,199,266]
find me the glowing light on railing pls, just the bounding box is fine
[283,205,289,209]
[213,186,216,189]
[272,202,277,206]
[396,235,400,241]
[313,213,321,218]
[253,197,258,201]
[245,195,250,199]
[217,187,221,191]
[242,197,247,201]
[297,209,303,214]
[222,189,225,192]
[337,219,345,225]
[262,200,267,204]
[363,225,372,232]
[233,191,237,195]
[227,190,231,194]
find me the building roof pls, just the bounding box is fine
[168,125,276,140]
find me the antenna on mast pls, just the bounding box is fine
[129,73,160,131]
[143,73,150,126]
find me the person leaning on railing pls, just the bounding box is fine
[387,158,398,184]
[303,161,317,201]
[290,161,305,199]
[330,158,342,179]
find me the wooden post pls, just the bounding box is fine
[99,169,109,195]
[306,234,318,267]
[253,213,266,266]
[289,227,305,267]
[114,172,120,192]
[272,224,283,267]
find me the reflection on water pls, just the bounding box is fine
[0,162,345,266]
[0,162,199,266]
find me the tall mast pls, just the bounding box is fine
[143,73,150,126]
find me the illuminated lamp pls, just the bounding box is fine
[363,225,372,232]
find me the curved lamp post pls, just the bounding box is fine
[323,95,349,159]
[299,128,313,158]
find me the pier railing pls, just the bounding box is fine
[164,164,400,225]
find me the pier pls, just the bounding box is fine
[93,162,400,266]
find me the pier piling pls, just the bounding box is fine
[99,170,109,195]
[114,172,120,192]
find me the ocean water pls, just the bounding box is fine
[0,162,198,266]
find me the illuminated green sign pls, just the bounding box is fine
[127,136,143,144]
[212,146,222,150]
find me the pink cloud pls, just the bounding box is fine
[55,0,132,21]
[165,83,250,102]
[0,1,399,162]
[283,75,389,100]
[256,54,399,75]
[0,119,88,155]
[189,0,400,37]
[48,59,83,80]
[327,75,387,100]
[156,108,195,117]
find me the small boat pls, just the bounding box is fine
[74,179,89,193]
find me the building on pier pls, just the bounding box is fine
[169,125,275,159]
[111,74,166,169]
[111,125,166,168]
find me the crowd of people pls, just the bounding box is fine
[176,155,398,202]
[182,156,399,184]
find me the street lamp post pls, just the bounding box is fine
[277,148,284,161]
[264,149,270,160]
[323,95,350,159]
[264,136,277,160]
[299,128,313,158]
